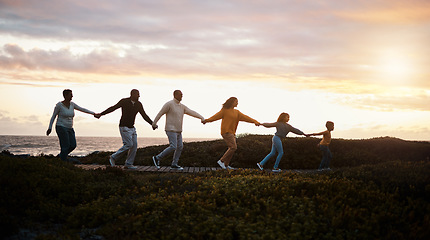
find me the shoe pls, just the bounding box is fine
[217,160,226,169]
[256,162,263,170]
[124,165,138,170]
[109,156,115,166]
[227,166,236,170]
[272,168,282,172]
[170,165,184,170]
[152,156,160,169]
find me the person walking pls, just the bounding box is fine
[309,121,335,170]
[47,89,96,163]
[151,90,205,170]
[95,89,154,169]
[203,97,260,170]
[257,113,308,172]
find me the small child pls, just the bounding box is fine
[309,121,334,170]
[257,113,307,172]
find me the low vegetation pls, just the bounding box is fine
[1,135,429,239]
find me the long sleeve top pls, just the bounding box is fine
[100,97,153,128]
[205,108,259,135]
[152,99,204,133]
[48,101,95,129]
[263,122,305,138]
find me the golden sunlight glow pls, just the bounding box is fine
[378,50,414,82]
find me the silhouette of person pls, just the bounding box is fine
[151,90,205,170]
[257,113,308,172]
[95,89,154,169]
[203,97,260,169]
[47,89,96,163]
[309,121,335,170]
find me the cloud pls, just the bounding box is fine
[0,0,429,91]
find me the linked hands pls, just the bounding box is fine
[94,113,102,119]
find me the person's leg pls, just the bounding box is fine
[219,133,237,166]
[260,136,278,166]
[156,131,178,163]
[325,147,332,168]
[111,127,134,161]
[171,132,183,166]
[273,136,284,169]
[67,127,77,155]
[125,128,138,166]
[55,126,69,161]
[319,145,329,169]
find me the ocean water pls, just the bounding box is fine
[0,135,213,157]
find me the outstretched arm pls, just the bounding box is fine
[238,111,260,126]
[202,110,223,124]
[98,99,123,117]
[262,122,277,128]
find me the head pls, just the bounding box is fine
[222,97,238,109]
[63,89,73,101]
[173,90,183,102]
[130,89,140,102]
[277,112,290,123]
[326,121,334,131]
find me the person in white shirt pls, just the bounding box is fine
[47,89,96,162]
[151,90,205,170]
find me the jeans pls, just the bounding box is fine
[111,126,138,166]
[260,135,284,169]
[56,125,77,161]
[156,131,183,166]
[319,145,332,169]
[220,133,237,166]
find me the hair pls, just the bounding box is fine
[326,121,334,129]
[130,89,139,96]
[173,90,181,96]
[277,112,290,122]
[222,97,238,109]
[62,89,72,98]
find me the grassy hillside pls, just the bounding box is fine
[1,136,429,239]
[81,135,430,169]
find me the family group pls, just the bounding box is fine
[47,89,334,172]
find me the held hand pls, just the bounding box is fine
[202,119,207,124]
[94,113,101,119]
[152,124,158,130]
[305,134,311,137]
[46,129,51,136]
[255,122,260,126]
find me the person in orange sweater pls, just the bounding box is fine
[309,121,334,170]
[203,97,260,169]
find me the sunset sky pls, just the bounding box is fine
[0,0,429,140]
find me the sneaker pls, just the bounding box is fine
[227,165,236,170]
[170,165,184,170]
[272,168,282,172]
[109,156,115,166]
[152,156,160,169]
[124,165,138,170]
[217,160,226,169]
[256,162,263,170]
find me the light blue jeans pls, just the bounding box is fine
[319,145,332,169]
[260,135,284,169]
[111,126,138,166]
[156,131,183,166]
[56,125,77,161]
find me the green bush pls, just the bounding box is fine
[1,136,429,239]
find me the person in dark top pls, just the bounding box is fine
[95,89,154,169]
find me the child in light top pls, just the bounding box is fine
[257,113,308,172]
[309,121,334,170]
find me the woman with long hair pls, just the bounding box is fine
[203,97,260,169]
[257,112,308,172]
